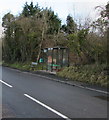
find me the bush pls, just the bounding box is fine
[57,64,108,87]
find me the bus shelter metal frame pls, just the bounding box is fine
[41,46,69,72]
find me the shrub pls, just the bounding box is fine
[57,64,108,87]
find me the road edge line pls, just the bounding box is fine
[29,73,109,95]
[5,67,109,95]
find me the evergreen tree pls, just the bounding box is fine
[66,15,77,34]
[22,2,40,17]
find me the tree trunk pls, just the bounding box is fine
[37,27,44,63]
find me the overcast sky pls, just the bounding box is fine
[0,0,108,37]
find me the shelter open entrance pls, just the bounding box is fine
[40,46,69,72]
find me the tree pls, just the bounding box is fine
[2,13,16,62]
[90,3,109,64]
[35,8,61,62]
[2,13,15,29]
[91,3,109,36]
[22,2,41,17]
[66,15,77,34]
[67,29,92,64]
[61,24,68,33]
[45,8,61,34]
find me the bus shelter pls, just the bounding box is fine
[40,46,69,72]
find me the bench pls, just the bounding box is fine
[48,64,61,71]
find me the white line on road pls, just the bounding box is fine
[85,87,108,94]
[24,93,71,120]
[25,72,109,95]
[0,80,13,88]
[6,67,109,95]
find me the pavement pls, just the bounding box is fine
[1,66,108,119]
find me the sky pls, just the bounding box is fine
[0,0,108,37]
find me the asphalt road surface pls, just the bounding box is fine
[1,66,108,119]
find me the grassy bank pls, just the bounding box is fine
[57,64,108,87]
[3,62,31,71]
[3,62,46,71]
[3,62,108,87]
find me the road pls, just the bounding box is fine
[1,66,108,119]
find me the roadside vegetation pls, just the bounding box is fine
[3,62,31,71]
[1,2,109,87]
[3,61,47,71]
[57,64,108,87]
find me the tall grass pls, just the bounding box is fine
[57,64,108,87]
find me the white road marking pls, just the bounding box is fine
[24,94,71,120]
[6,67,109,95]
[25,72,109,95]
[85,87,108,94]
[0,80,13,88]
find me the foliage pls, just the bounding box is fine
[2,2,108,87]
[61,15,77,34]
[3,62,46,71]
[3,62,31,71]
[2,2,108,74]
[57,64,108,87]
[67,29,92,64]
[22,2,41,17]
[45,8,61,34]
[2,13,15,29]
[2,2,61,63]
[66,15,77,33]
[91,3,109,36]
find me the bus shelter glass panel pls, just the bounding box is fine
[41,47,69,72]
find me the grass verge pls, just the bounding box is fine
[2,62,46,71]
[3,62,108,88]
[57,64,108,88]
[3,62,31,71]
